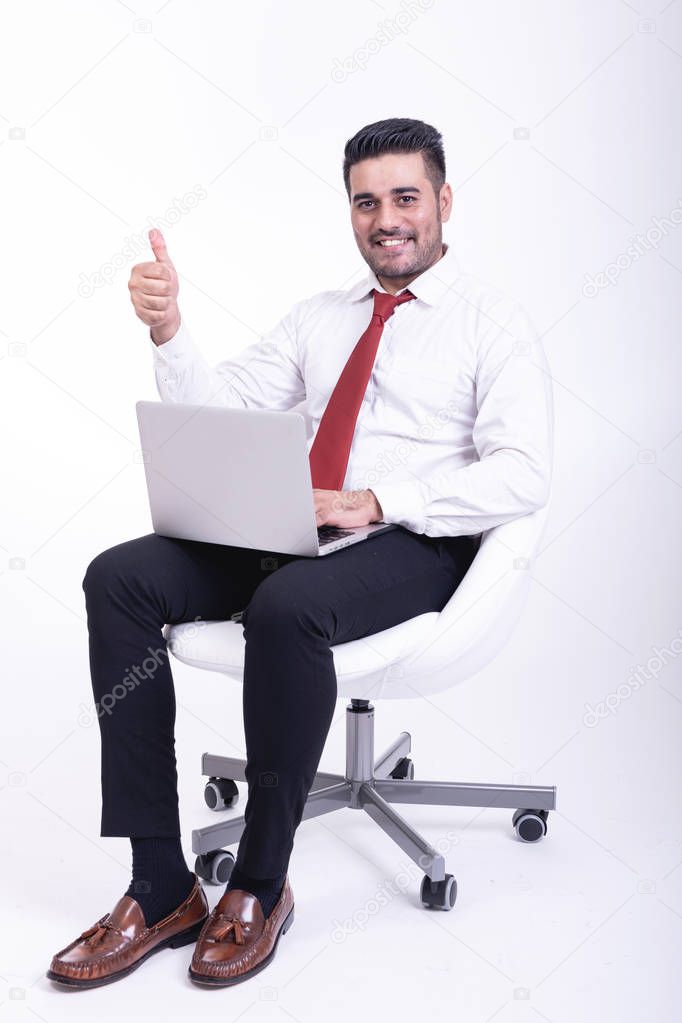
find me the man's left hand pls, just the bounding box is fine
[313,488,383,528]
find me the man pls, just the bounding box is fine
[47,117,553,989]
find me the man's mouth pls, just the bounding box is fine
[374,237,413,251]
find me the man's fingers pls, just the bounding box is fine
[149,228,175,268]
[133,276,172,296]
[137,262,171,280]
[138,296,167,312]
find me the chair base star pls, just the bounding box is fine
[192,698,557,911]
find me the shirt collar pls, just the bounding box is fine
[346,241,460,307]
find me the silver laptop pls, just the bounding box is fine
[135,400,397,557]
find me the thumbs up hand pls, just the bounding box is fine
[128,228,181,345]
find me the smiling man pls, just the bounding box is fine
[48,118,553,990]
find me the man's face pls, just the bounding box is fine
[349,151,452,291]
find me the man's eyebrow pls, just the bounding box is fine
[352,186,422,203]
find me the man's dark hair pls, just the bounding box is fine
[342,117,446,201]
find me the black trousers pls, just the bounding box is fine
[82,526,478,879]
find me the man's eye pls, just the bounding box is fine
[358,196,415,208]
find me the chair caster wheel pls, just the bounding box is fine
[204,776,239,811]
[390,757,414,780]
[420,873,457,910]
[195,850,235,885]
[513,808,549,842]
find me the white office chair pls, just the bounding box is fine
[163,476,556,912]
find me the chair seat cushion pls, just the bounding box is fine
[163,611,440,696]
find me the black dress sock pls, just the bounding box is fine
[124,836,196,928]
[225,863,287,920]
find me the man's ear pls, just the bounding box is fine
[440,182,453,223]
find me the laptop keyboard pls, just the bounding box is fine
[317,524,355,547]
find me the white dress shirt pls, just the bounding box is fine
[149,242,554,538]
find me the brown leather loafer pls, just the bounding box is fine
[189,875,294,986]
[47,874,209,989]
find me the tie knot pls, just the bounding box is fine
[371,288,416,322]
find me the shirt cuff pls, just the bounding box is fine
[369,480,426,534]
[149,319,193,365]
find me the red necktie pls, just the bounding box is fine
[309,287,416,490]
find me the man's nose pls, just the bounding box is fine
[373,208,404,235]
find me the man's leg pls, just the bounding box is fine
[80,531,301,925]
[230,527,477,894]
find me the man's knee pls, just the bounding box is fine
[81,535,159,595]
[82,546,127,596]
[242,565,317,634]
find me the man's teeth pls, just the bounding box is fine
[378,238,411,247]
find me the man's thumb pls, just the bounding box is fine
[149,228,174,267]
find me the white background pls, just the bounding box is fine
[1,0,681,1018]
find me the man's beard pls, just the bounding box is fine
[364,230,442,279]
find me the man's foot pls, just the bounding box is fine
[223,863,288,920]
[124,838,196,928]
[188,875,294,986]
[46,874,208,989]
[125,835,197,927]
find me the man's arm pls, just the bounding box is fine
[149,304,307,411]
[130,228,306,411]
[369,301,554,537]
